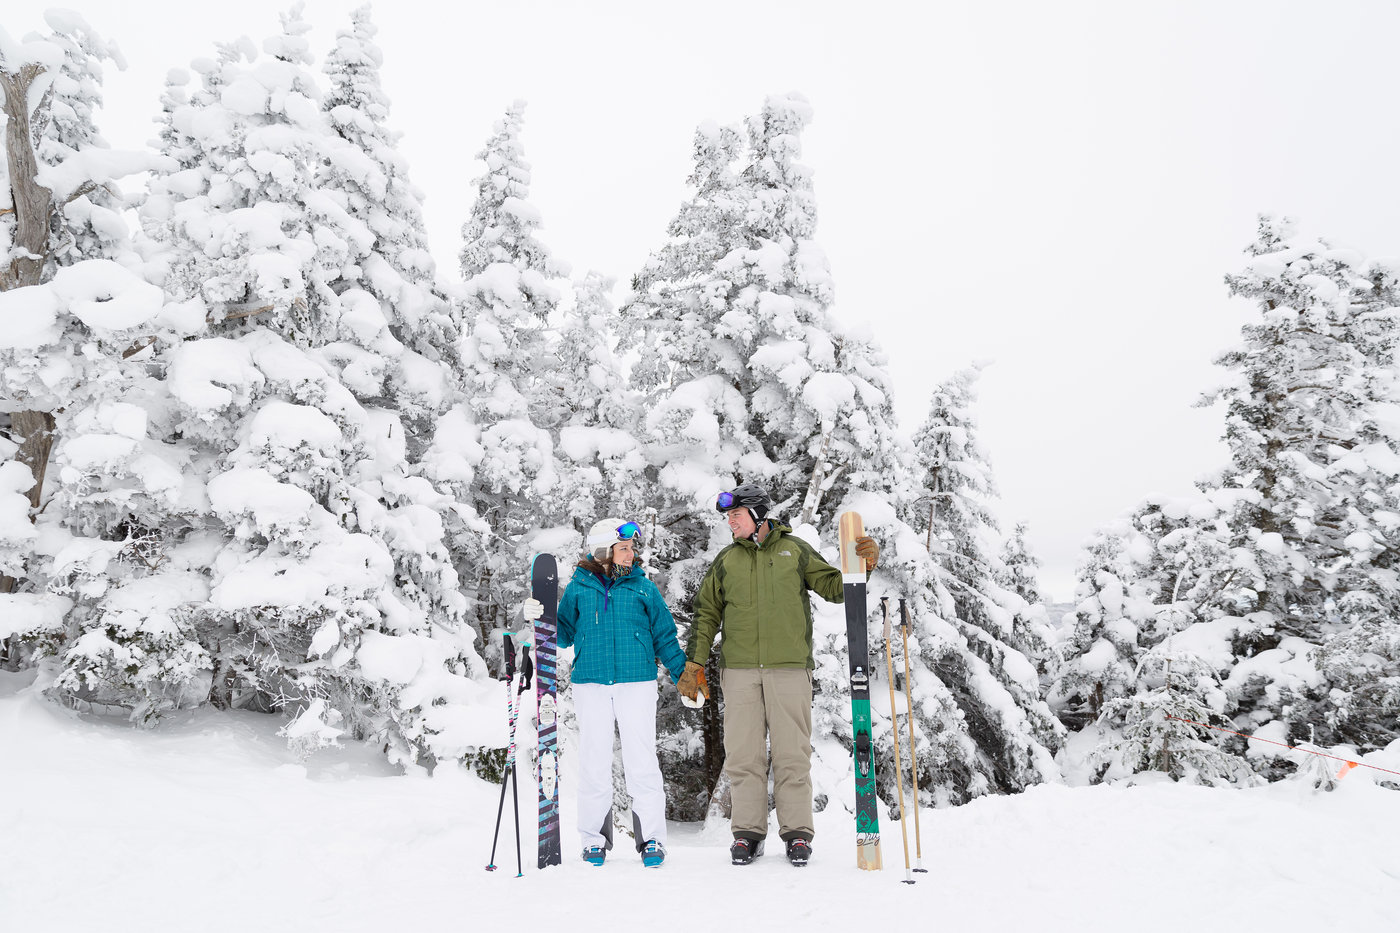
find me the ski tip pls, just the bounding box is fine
[530,551,559,583]
[838,511,867,574]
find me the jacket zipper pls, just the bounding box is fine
[754,545,763,668]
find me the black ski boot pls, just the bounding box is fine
[785,837,812,866]
[730,837,764,865]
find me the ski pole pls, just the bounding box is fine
[487,632,519,872]
[513,643,534,877]
[898,599,927,873]
[881,598,914,884]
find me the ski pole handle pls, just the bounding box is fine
[501,632,516,681]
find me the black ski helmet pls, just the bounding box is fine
[716,483,773,522]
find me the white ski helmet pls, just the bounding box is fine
[584,517,642,561]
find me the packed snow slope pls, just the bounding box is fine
[3,668,1396,932]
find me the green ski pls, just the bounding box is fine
[839,511,882,871]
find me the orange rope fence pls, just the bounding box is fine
[1164,714,1400,779]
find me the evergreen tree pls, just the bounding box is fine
[319,5,455,435]
[621,94,863,584]
[1200,216,1400,764]
[617,114,754,592]
[622,119,748,396]
[92,11,486,764]
[624,93,848,513]
[1208,215,1400,640]
[996,520,1055,676]
[999,521,1042,605]
[539,271,646,533]
[1313,591,1400,751]
[1060,218,1400,782]
[1050,524,1156,729]
[1092,647,1254,785]
[142,7,336,343]
[811,324,903,527]
[727,94,848,500]
[449,101,567,648]
[912,367,1050,692]
[33,11,134,270]
[911,366,998,583]
[905,367,1064,791]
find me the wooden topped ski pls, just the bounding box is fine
[838,511,882,871]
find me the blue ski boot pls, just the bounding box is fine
[582,846,606,866]
[641,840,666,868]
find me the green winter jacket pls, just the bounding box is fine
[686,521,846,670]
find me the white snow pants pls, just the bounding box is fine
[572,680,667,851]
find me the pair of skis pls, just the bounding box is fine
[839,511,927,880]
[486,554,563,874]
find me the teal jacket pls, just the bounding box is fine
[557,562,687,686]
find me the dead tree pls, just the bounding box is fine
[1,57,57,594]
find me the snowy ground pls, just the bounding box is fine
[3,667,1397,932]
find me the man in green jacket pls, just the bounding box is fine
[678,484,879,867]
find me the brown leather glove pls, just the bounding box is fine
[855,536,880,571]
[677,661,710,702]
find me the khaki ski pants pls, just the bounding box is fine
[721,667,814,841]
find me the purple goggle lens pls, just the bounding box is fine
[716,491,736,509]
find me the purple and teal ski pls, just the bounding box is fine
[532,553,562,868]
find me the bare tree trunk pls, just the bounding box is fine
[10,410,55,512]
[1,63,53,292]
[1,61,57,596]
[799,420,835,527]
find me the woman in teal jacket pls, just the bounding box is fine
[525,517,685,869]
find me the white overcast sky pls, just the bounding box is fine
[17,1,1400,599]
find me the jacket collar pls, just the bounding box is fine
[732,520,792,550]
[570,561,644,589]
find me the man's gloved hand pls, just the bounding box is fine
[677,661,709,709]
[522,597,544,621]
[855,536,880,571]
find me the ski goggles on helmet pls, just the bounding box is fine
[716,491,737,510]
[587,520,642,549]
